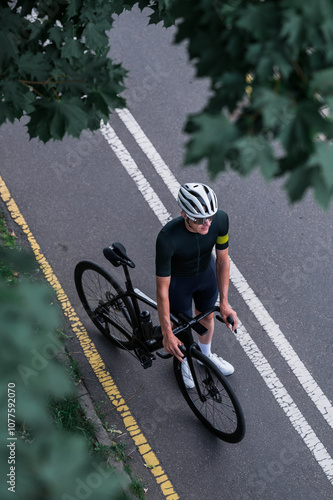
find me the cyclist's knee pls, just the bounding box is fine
[206,312,215,325]
[197,311,214,327]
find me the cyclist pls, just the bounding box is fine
[155,183,238,385]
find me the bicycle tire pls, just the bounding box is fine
[173,348,245,443]
[74,261,137,349]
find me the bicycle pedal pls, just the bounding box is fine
[140,353,156,369]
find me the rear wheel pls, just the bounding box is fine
[174,347,245,443]
[74,261,137,349]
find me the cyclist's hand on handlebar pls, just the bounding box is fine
[220,304,238,331]
[162,333,184,362]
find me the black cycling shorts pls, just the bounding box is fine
[169,257,218,318]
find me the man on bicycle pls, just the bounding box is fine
[155,182,238,383]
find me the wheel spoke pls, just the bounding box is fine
[174,350,245,442]
[75,262,136,349]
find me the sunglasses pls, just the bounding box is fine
[189,214,216,225]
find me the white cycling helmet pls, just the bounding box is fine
[177,183,218,219]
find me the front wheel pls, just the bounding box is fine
[74,261,137,349]
[173,348,245,443]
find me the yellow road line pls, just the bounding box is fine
[0,175,179,500]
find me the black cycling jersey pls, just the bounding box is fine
[155,209,229,278]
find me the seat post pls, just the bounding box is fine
[123,263,143,332]
[123,264,134,292]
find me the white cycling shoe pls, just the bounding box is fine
[206,352,235,376]
[181,358,195,389]
[181,353,234,389]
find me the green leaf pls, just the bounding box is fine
[280,117,310,157]
[27,97,88,142]
[26,18,45,43]
[322,18,333,62]
[17,52,51,81]
[49,25,64,48]
[1,81,35,114]
[252,88,294,129]
[234,135,278,179]
[61,38,84,61]
[0,7,24,66]
[284,164,315,202]
[85,92,109,117]
[50,97,89,139]
[0,32,19,68]
[82,23,108,49]
[312,171,332,209]
[280,10,304,58]
[310,68,333,95]
[258,143,279,180]
[184,112,238,173]
[308,142,333,188]
[279,101,328,156]
[236,3,280,41]
[0,101,23,125]
[66,0,83,19]
[249,41,292,81]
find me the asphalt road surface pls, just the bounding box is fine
[1,7,333,500]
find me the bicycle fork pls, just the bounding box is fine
[181,345,210,403]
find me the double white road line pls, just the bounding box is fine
[100,109,333,486]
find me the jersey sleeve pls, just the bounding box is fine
[215,210,229,250]
[155,229,174,277]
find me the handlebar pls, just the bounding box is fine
[172,306,237,335]
[216,314,237,333]
[156,307,237,359]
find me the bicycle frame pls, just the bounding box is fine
[122,262,181,326]
[75,244,245,443]
[100,248,231,368]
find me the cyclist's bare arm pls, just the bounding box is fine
[156,275,184,362]
[216,248,238,330]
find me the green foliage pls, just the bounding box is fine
[0,247,130,499]
[146,0,333,208]
[129,478,147,500]
[49,395,96,440]
[0,214,18,282]
[0,0,138,141]
[2,0,333,206]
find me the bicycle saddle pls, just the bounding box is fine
[103,242,135,268]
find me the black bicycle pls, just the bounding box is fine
[74,242,245,443]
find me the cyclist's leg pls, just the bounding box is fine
[194,310,214,343]
[193,257,219,345]
[193,258,234,375]
[168,275,194,319]
[169,275,196,386]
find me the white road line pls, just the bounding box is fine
[100,118,333,486]
[236,321,333,485]
[117,108,180,199]
[116,107,333,431]
[100,121,171,227]
[231,263,333,426]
